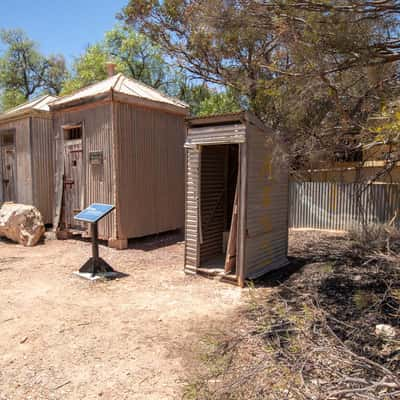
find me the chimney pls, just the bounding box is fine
[106,61,117,77]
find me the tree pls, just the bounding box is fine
[262,0,400,68]
[120,0,278,114]
[61,44,109,95]
[105,25,173,90]
[196,87,241,116]
[0,89,26,111]
[61,24,243,114]
[120,0,400,169]
[175,80,241,116]
[62,25,177,95]
[0,29,67,109]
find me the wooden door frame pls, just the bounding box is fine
[0,128,16,202]
[237,142,247,287]
[194,142,246,284]
[61,122,85,229]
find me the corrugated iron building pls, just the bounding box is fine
[0,95,57,224]
[50,73,188,248]
[184,112,289,286]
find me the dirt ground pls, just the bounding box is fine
[181,230,400,399]
[0,233,243,400]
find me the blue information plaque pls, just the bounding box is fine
[74,203,115,223]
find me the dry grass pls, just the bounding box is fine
[183,228,400,400]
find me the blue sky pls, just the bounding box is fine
[0,0,127,63]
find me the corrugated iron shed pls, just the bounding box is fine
[51,74,188,248]
[50,73,187,112]
[184,112,289,286]
[0,95,56,223]
[0,95,58,121]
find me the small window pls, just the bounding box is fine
[64,126,82,141]
[0,130,15,146]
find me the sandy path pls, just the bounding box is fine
[0,235,243,399]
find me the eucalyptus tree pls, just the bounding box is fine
[0,29,67,109]
[120,0,400,166]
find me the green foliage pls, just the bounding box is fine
[353,290,379,311]
[61,24,241,115]
[61,44,109,95]
[197,88,241,117]
[368,102,400,145]
[0,89,26,111]
[121,0,400,169]
[176,81,241,116]
[62,25,176,95]
[105,25,171,89]
[0,29,67,109]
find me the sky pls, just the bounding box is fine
[0,0,127,64]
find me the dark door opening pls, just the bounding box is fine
[199,144,239,275]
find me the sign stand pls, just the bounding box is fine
[78,221,115,276]
[73,203,118,280]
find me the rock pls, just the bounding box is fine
[0,202,45,246]
[375,324,396,339]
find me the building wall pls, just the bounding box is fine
[186,122,246,145]
[290,182,400,230]
[293,163,400,183]
[244,123,289,279]
[115,102,186,238]
[31,117,55,224]
[363,144,400,162]
[54,103,116,239]
[0,117,33,205]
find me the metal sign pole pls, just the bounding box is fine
[74,203,117,278]
[92,222,99,266]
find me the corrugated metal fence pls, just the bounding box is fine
[290,182,400,230]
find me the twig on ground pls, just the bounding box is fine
[53,380,71,391]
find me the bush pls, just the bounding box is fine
[348,224,400,257]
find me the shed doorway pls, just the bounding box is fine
[61,126,84,231]
[199,144,239,277]
[0,131,16,202]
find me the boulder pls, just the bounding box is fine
[0,202,45,246]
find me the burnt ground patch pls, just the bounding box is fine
[255,230,400,371]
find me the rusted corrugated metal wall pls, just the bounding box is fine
[290,182,400,230]
[54,103,116,239]
[0,118,33,204]
[31,117,55,224]
[184,123,246,271]
[245,123,289,279]
[186,123,246,145]
[184,147,200,269]
[115,103,186,238]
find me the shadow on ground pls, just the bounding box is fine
[252,230,400,370]
[126,229,184,251]
[54,229,184,252]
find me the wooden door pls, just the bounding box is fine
[1,145,16,202]
[62,140,84,230]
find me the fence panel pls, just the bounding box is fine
[289,182,400,230]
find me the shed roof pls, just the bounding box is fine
[188,112,246,127]
[0,94,58,122]
[187,111,266,131]
[50,73,188,112]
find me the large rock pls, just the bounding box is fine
[0,202,45,246]
[375,324,397,339]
